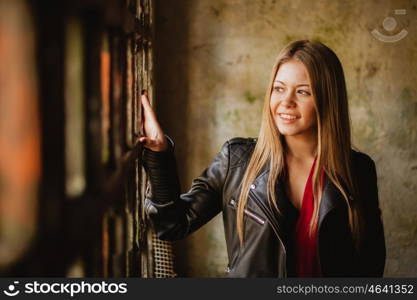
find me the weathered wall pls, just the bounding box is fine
[153,0,417,277]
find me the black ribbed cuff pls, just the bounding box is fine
[142,136,180,205]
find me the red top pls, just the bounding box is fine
[294,157,324,277]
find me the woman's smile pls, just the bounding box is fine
[278,113,300,123]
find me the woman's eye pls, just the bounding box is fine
[297,90,311,96]
[273,86,284,93]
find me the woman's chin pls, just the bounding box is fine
[278,130,298,136]
[276,124,300,136]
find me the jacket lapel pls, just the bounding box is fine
[318,177,346,227]
[249,165,345,232]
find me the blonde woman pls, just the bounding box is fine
[139,40,386,277]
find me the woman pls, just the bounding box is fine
[139,40,386,277]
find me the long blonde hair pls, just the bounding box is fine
[237,40,363,250]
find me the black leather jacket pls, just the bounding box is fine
[143,137,386,277]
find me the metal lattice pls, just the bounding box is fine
[151,232,176,278]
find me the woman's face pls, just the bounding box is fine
[270,59,317,137]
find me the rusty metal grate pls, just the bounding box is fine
[151,232,176,278]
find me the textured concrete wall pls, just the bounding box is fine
[153,0,417,277]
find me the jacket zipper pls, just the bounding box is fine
[226,199,263,274]
[229,198,265,225]
[248,190,287,277]
[229,195,287,277]
[244,208,265,225]
[226,248,240,274]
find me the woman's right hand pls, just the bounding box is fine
[138,90,169,152]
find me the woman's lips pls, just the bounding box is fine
[278,113,300,123]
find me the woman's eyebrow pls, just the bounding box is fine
[274,80,310,87]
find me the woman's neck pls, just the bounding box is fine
[284,132,317,161]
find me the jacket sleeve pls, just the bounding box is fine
[142,137,230,241]
[355,156,386,277]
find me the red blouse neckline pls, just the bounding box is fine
[294,157,324,277]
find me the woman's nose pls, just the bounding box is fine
[281,92,296,107]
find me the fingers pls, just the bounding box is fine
[141,90,158,120]
[141,89,152,110]
[139,89,167,151]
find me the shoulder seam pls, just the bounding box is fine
[227,137,257,145]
